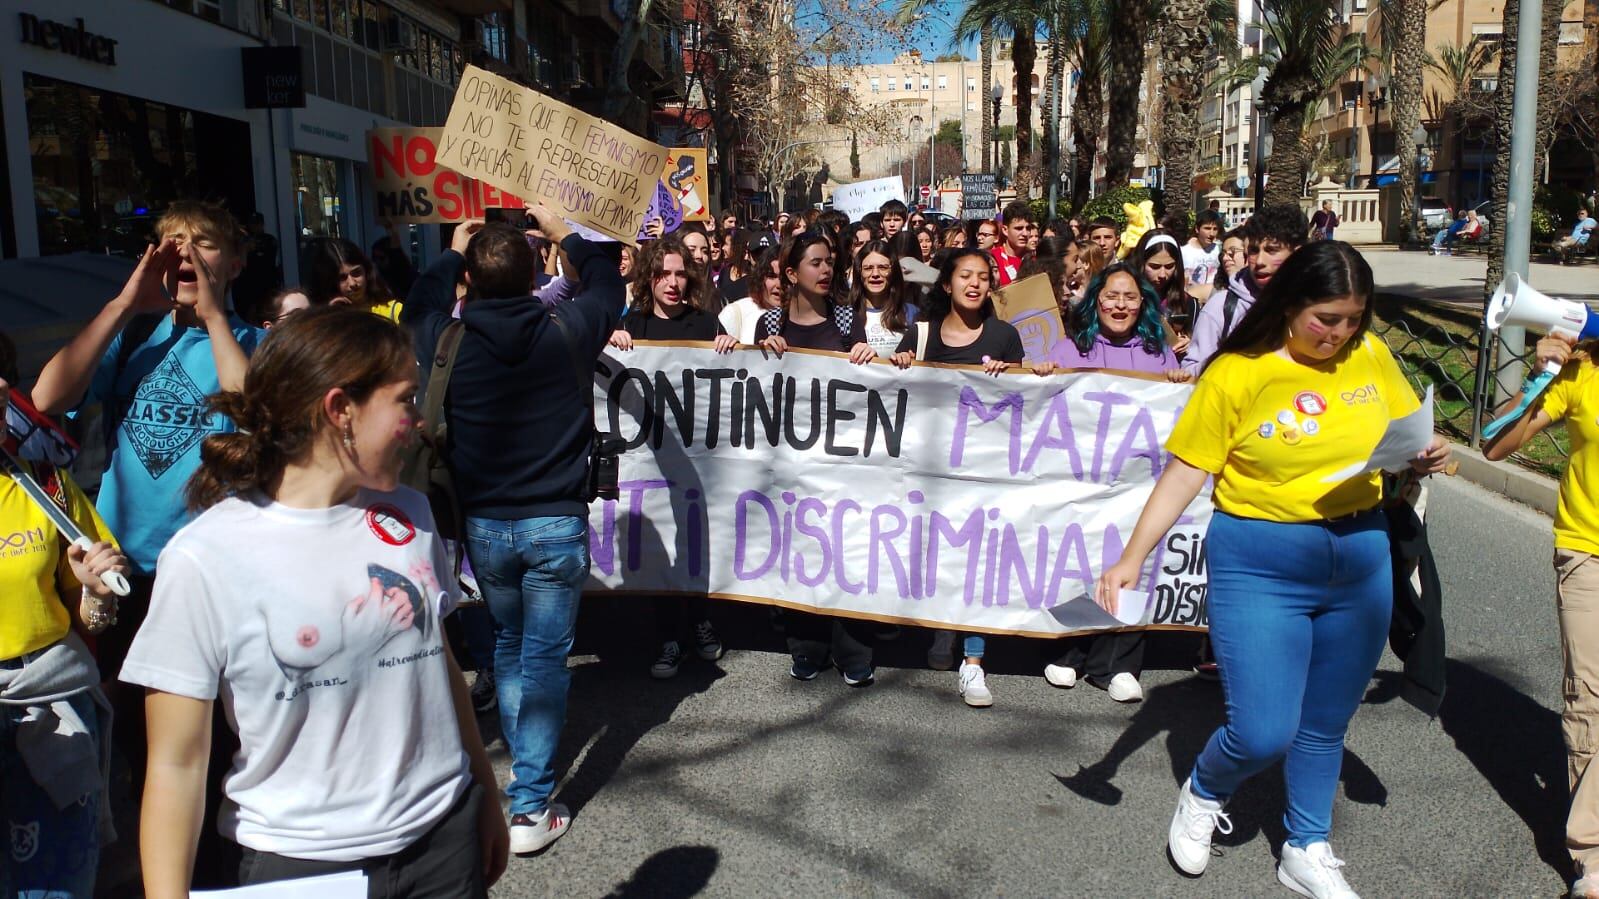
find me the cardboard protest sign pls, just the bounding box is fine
[992,274,1069,367]
[585,344,1212,637]
[436,64,667,245]
[830,177,905,222]
[665,148,708,222]
[368,128,525,223]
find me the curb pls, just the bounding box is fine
[1442,434,1559,517]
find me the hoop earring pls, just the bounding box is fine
[342,424,356,457]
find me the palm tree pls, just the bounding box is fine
[1154,0,1238,215]
[982,23,995,172]
[1372,0,1426,242]
[1064,0,1111,211]
[1222,0,1368,207]
[952,1,1042,195]
[1103,0,1149,187]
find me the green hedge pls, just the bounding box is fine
[1078,185,1153,230]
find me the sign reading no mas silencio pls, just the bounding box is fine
[583,344,1213,637]
[436,64,666,245]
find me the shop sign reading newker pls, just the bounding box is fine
[18,13,118,65]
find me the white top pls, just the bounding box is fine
[863,306,907,358]
[1182,242,1221,288]
[120,488,470,862]
[718,296,767,344]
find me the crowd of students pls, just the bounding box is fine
[8,184,1549,899]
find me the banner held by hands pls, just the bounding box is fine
[436,65,667,245]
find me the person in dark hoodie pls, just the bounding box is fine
[402,204,622,858]
[1181,205,1309,375]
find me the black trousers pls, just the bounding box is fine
[786,612,875,673]
[238,783,486,899]
[1054,631,1144,684]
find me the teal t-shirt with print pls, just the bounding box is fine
[85,313,264,574]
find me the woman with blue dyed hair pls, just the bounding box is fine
[1054,262,1192,383]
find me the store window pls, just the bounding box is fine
[24,74,254,258]
[290,153,345,241]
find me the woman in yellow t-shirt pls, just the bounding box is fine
[0,371,128,898]
[1098,241,1450,897]
[1483,333,1599,899]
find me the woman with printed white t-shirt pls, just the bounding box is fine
[121,307,507,898]
[718,246,784,344]
[850,240,919,358]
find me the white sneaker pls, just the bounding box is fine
[1277,842,1359,898]
[1168,778,1232,875]
[1106,672,1143,702]
[1572,872,1599,899]
[1043,663,1078,688]
[509,803,571,855]
[958,662,993,707]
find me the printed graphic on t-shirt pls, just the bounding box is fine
[123,354,215,479]
[265,561,438,700]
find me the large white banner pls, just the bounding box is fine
[829,177,907,222]
[586,344,1212,637]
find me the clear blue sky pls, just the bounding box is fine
[797,0,978,64]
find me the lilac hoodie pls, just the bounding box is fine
[1054,332,1179,374]
[1181,268,1260,375]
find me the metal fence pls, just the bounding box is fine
[1371,296,1569,477]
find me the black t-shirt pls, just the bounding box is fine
[757,305,868,352]
[622,306,722,341]
[895,316,1025,365]
[717,272,749,305]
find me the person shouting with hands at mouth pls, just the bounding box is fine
[1095,241,1449,899]
[30,201,264,784]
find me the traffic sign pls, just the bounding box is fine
[1235,175,1250,191]
[919,185,931,199]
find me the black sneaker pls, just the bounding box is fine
[692,620,725,661]
[470,669,497,712]
[651,641,682,680]
[840,665,875,687]
[789,657,823,681]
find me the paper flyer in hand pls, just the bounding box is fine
[1321,385,1434,483]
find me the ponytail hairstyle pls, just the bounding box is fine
[1209,240,1375,370]
[186,306,415,511]
[848,240,912,332]
[1068,262,1167,356]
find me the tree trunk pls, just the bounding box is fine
[1012,29,1039,196]
[981,24,994,173]
[1043,36,1063,201]
[1157,0,1209,216]
[1104,0,1148,187]
[602,0,656,125]
[1533,0,1562,178]
[1390,0,1427,243]
[1483,0,1518,303]
[1071,76,1103,213]
[1265,108,1308,207]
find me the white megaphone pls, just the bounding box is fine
[1487,272,1599,373]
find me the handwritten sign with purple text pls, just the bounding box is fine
[584,345,1211,637]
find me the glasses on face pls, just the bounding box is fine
[1098,292,1143,310]
[860,263,893,275]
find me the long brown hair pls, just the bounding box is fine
[186,306,415,510]
[628,235,708,314]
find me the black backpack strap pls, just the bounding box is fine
[1221,291,1241,338]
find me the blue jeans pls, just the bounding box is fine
[465,515,589,816]
[0,689,102,898]
[1190,510,1392,847]
[963,635,985,659]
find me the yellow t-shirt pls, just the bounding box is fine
[369,298,405,323]
[1537,357,1599,555]
[0,464,117,659]
[1167,333,1422,522]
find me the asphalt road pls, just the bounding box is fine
[1362,247,1599,307]
[485,474,1570,899]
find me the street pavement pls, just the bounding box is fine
[1362,246,1599,306]
[485,475,1570,898]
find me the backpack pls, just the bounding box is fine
[399,321,467,560]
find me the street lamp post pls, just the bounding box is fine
[1251,71,1267,213]
[991,83,1004,180]
[1411,123,1429,245]
[910,115,923,202]
[1366,72,1388,183]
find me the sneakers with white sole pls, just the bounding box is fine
[927,630,957,670]
[1167,777,1231,876]
[958,662,993,707]
[692,620,725,661]
[1043,662,1078,688]
[509,803,571,855]
[1277,842,1359,898]
[1106,672,1143,702]
[650,641,682,679]
[1572,872,1599,899]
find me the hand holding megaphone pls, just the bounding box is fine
[1487,273,1599,374]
